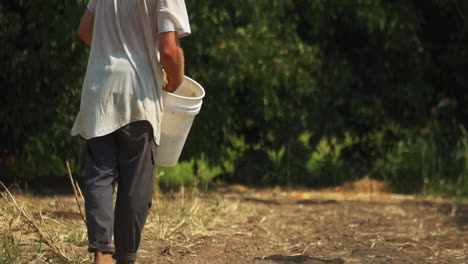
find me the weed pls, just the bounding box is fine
[0,233,22,264]
[65,228,88,247]
[157,158,221,190]
[377,123,468,199]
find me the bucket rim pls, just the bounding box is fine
[163,76,205,101]
[165,100,203,110]
[164,104,201,116]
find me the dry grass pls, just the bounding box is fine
[3,179,458,263]
[0,184,251,264]
[145,188,248,244]
[0,182,89,264]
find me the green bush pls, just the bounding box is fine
[1,0,467,198]
[377,122,468,196]
[157,158,222,190]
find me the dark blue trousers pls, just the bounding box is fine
[84,121,156,263]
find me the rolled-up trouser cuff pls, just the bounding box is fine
[114,253,137,263]
[88,243,115,254]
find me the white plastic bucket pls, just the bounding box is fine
[155,76,205,167]
[164,100,203,112]
[161,76,205,108]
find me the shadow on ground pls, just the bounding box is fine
[255,255,345,264]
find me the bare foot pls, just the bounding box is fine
[95,252,114,264]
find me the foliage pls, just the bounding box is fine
[1,0,468,196]
[157,159,222,190]
[377,121,468,197]
[182,0,468,193]
[0,0,87,179]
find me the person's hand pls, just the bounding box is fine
[159,31,184,93]
[164,81,179,93]
[162,70,169,90]
[162,70,180,93]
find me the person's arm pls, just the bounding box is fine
[77,9,95,46]
[159,31,184,93]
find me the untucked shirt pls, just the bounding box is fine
[71,0,191,145]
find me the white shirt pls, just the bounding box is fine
[71,0,190,145]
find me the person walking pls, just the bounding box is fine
[71,0,191,263]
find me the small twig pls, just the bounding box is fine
[255,224,271,236]
[168,218,187,235]
[66,161,87,225]
[76,179,85,202]
[29,251,47,264]
[301,242,312,255]
[41,214,67,227]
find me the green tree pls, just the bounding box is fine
[0,0,88,178]
[1,0,467,195]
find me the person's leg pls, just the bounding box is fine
[113,121,156,263]
[84,134,118,263]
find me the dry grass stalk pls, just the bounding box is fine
[29,251,47,264]
[66,160,87,225]
[0,181,72,263]
[144,191,246,244]
[76,180,85,202]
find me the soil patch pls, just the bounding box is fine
[1,182,467,264]
[135,187,467,264]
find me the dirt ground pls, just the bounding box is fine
[138,193,467,264]
[2,179,467,264]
